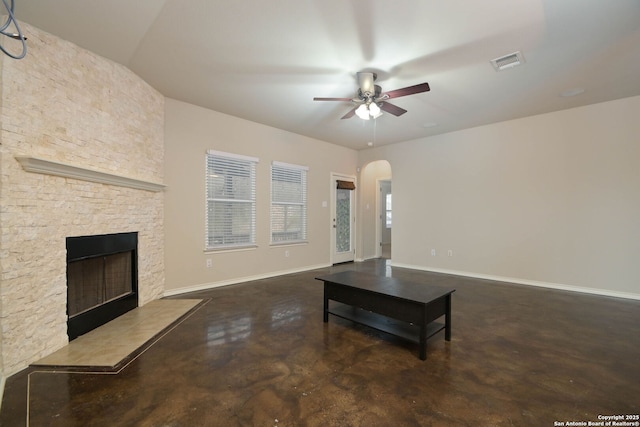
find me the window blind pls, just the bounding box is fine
[271,162,308,244]
[206,151,258,250]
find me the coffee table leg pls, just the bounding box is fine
[323,284,329,322]
[445,294,452,341]
[419,324,427,360]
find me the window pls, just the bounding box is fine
[206,150,258,250]
[385,193,392,228]
[271,161,308,244]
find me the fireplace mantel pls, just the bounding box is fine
[15,156,166,192]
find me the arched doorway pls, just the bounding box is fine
[359,160,392,260]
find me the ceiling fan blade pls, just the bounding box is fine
[379,102,407,116]
[384,82,430,99]
[313,97,353,102]
[341,107,358,119]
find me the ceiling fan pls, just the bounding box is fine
[313,72,430,120]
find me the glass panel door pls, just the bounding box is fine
[336,188,352,253]
[332,179,355,263]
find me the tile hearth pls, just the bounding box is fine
[32,299,204,369]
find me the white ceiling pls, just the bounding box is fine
[13,0,640,150]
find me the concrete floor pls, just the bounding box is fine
[2,259,639,426]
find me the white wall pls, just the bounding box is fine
[358,96,640,298]
[163,98,358,293]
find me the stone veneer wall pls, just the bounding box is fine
[0,23,165,376]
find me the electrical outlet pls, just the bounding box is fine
[206,258,212,268]
[431,249,436,256]
[285,250,290,258]
[448,250,453,257]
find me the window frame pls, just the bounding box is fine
[270,161,308,245]
[385,192,392,228]
[205,150,259,251]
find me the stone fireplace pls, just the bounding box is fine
[66,232,139,340]
[0,22,166,376]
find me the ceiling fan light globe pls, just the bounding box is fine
[355,104,370,120]
[369,102,381,116]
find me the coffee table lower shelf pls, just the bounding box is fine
[327,303,445,348]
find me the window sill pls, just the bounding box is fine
[269,241,308,248]
[204,245,258,254]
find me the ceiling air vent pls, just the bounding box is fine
[490,51,525,71]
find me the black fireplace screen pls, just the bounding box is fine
[66,232,138,340]
[67,252,133,318]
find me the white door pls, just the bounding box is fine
[331,176,355,264]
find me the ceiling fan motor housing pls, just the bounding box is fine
[357,84,383,102]
[357,72,378,97]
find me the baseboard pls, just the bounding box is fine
[164,263,331,297]
[355,255,379,262]
[165,260,639,301]
[390,262,640,301]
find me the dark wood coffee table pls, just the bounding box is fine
[316,271,454,360]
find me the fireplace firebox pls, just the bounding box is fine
[66,232,138,340]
